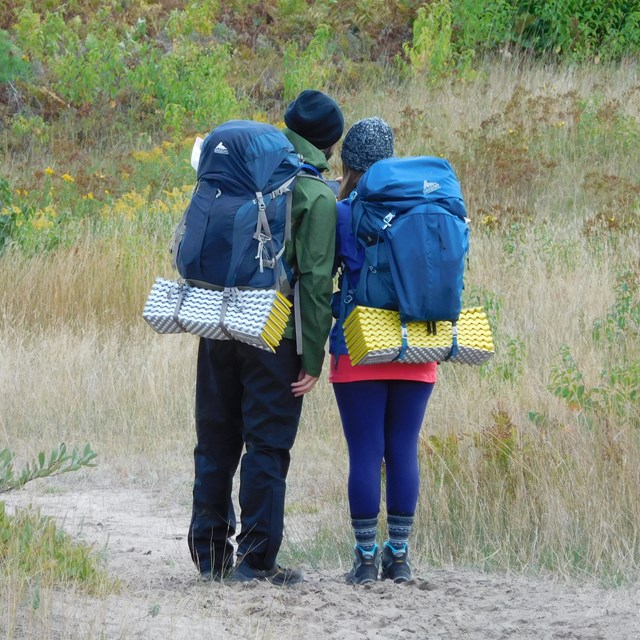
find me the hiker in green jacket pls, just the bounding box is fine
[282,125,339,395]
[189,90,343,586]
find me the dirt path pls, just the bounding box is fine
[4,478,640,640]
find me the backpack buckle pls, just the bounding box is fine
[254,232,274,272]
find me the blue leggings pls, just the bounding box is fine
[333,380,434,519]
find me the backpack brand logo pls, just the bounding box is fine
[423,180,440,195]
[214,142,229,155]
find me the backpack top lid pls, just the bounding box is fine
[197,120,301,195]
[353,155,466,220]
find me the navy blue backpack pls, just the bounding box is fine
[173,120,302,292]
[351,155,469,328]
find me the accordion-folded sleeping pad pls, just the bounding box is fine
[142,277,292,353]
[343,305,494,366]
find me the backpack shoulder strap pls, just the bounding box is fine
[170,182,198,269]
[299,163,340,196]
[299,162,321,177]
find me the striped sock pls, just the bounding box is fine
[387,513,414,550]
[351,516,378,553]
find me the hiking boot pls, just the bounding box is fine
[230,556,304,586]
[381,542,412,583]
[346,544,380,585]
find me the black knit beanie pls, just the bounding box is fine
[341,117,394,172]
[284,90,344,149]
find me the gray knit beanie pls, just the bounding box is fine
[341,117,394,172]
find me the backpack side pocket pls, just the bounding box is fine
[355,240,397,311]
[386,209,468,322]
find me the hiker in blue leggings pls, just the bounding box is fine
[330,117,437,584]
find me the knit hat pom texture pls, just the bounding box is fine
[341,117,394,173]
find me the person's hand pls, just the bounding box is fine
[291,370,319,397]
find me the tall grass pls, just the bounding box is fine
[1,57,640,588]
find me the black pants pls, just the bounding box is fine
[188,338,303,574]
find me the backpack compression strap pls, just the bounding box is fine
[253,175,296,273]
[170,280,188,332]
[254,175,304,355]
[299,163,340,196]
[395,320,459,362]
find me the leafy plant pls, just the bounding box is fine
[403,0,456,80]
[0,444,97,494]
[592,269,640,347]
[0,444,106,592]
[484,336,525,383]
[0,177,15,251]
[283,24,335,101]
[451,0,515,54]
[592,362,640,422]
[548,345,593,413]
[0,502,111,592]
[512,0,640,60]
[0,28,29,83]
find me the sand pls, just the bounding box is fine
[4,477,640,640]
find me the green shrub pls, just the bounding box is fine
[0,28,29,83]
[451,0,515,54]
[0,503,110,592]
[403,1,460,80]
[513,0,640,60]
[283,24,335,101]
[0,445,106,591]
[131,40,240,134]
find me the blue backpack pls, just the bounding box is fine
[351,155,469,325]
[173,120,303,292]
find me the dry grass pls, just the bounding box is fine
[2,58,640,593]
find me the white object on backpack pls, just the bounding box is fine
[190,136,204,171]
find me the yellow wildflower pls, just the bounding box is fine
[44,167,55,176]
[1,205,18,217]
[31,217,54,230]
[131,150,152,161]
[61,173,75,182]
[482,215,498,227]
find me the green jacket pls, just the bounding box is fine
[282,128,337,377]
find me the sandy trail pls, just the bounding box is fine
[4,478,640,640]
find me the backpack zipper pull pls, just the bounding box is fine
[382,212,395,229]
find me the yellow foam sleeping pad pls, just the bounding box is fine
[343,306,495,366]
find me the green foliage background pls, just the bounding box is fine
[2,0,639,139]
[1,0,639,255]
